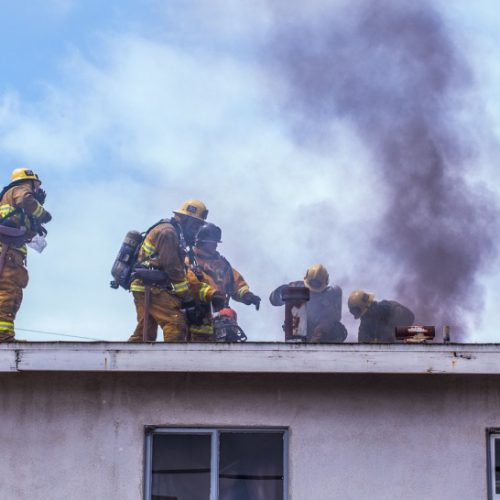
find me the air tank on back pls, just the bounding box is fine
[110,230,143,289]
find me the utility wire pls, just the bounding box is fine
[16,328,105,342]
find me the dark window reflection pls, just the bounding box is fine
[219,432,284,500]
[152,433,211,500]
[495,438,500,494]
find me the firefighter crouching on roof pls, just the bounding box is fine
[0,168,52,342]
[186,223,261,340]
[269,264,348,342]
[348,290,415,343]
[128,199,224,342]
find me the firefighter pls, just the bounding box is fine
[348,290,415,343]
[127,199,224,343]
[269,264,348,342]
[186,223,261,340]
[0,168,52,342]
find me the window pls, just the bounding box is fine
[489,430,500,499]
[144,428,288,500]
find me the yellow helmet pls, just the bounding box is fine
[348,290,375,319]
[173,199,208,221]
[304,264,329,292]
[11,168,40,183]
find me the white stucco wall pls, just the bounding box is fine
[1,354,500,500]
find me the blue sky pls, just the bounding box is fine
[1,0,499,341]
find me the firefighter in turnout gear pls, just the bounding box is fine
[186,223,260,339]
[269,264,348,342]
[348,290,415,343]
[128,199,222,342]
[0,168,52,342]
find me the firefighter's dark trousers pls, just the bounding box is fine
[0,249,28,342]
[129,288,187,342]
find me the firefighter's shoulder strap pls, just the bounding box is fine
[143,219,169,238]
[187,247,204,281]
[169,217,189,260]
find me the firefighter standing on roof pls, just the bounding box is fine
[269,264,348,342]
[127,200,223,343]
[0,168,52,342]
[186,223,261,340]
[348,290,415,343]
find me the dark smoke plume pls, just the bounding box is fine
[266,0,498,337]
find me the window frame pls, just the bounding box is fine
[144,426,289,500]
[487,428,500,500]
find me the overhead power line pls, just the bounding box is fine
[16,328,104,342]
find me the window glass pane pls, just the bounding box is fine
[219,432,284,500]
[152,433,211,500]
[495,438,500,494]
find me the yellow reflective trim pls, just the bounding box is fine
[141,240,156,254]
[0,205,14,216]
[0,242,27,254]
[199,283,211,303]
[237,285,250,298]
[172,280,189,294]
[32,204,44,218]
[15,245,28,255]
[0,321,14,332]
[130,282,146,293]
[189,325,213,335]
[0,204,17,219]
[7,245,27,254]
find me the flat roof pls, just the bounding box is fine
[1,342,500,374]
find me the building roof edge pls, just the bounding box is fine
[1,342,500,375]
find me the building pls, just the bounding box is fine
[1,342,500,499]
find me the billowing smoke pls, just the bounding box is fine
[265,0,498,336]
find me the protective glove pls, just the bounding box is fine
[241,292,261,310]
[35,188,47,205]
[182,300,205,325]
[211,291,226,312]
[38,210,52,224]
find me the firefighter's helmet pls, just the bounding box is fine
[196,223,222,243]
[348,290,375,319]
[304,264,329,292]
[11,168,40,183]
[173,199,208,221]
